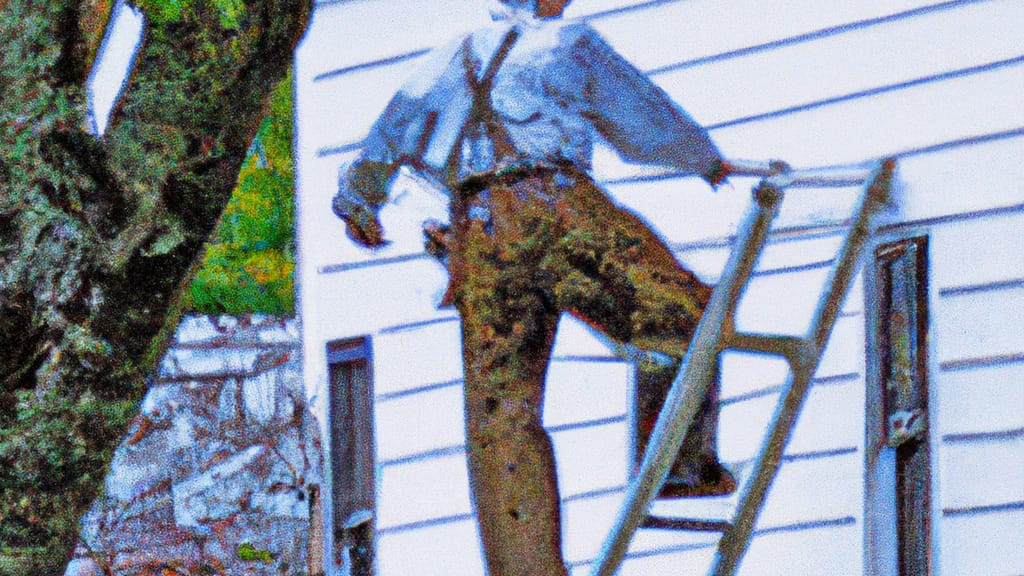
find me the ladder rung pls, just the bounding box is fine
[726,332,809,364]
[725,158,876,188]
[642,516,732,532]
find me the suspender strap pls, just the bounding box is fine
[443,27,522,188]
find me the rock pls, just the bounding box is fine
[160,347,264,380]
[104,436,176,502]
[172,445,265,529]
[251,489,309,520]
[63,557,104,576]
[242,370,277,424]
[172,315,221,345]
[214,315,239,332]
[217,376,241,422]
[74,314,323,576]
[255,317,301,344]
[63,545,104,576]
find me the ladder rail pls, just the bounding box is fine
[589,158,895,576]
[710,159,894,576]
[589,177,788,576]
[727,158,881,188]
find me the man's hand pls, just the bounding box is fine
[706,159,733,188]
[335,203,388,247]
[334,159,399,247]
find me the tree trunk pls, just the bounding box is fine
[0,1,309,572]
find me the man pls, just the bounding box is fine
[333,1,733,573]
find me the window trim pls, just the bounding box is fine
[327,336,376,576]
[864,233,936,576]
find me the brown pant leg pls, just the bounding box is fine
[448,182,569,576]
[543,169,734,496]
[445,167,731,576]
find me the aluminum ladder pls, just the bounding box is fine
[590,157,896,576]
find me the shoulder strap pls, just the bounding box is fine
[443,27,522,187]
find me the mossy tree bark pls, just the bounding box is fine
[0,0,309,572]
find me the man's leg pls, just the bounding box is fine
[448,184,569,576]
[545,168,735,497]
[635,362,734,497]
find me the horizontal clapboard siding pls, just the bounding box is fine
[585,0,944,73]
[377,518,485,576]
[375,383,464,463]
[934,282,1024,366]
[299,1,489,80]
[560,449,865,567]
[371,318,463,397]
[710,62,1024,167]
[313,256,450,338]
[929,210,1024,291]
[300,166,450,275]
[639,1,1024,129]
[940,438,1024,513]
[939,506,1024,576]
[926,211,1024,557]
[719,379,864,462]
[676,230,846,282]
[738,521,863,576]
[565,506,862,576]
[937,363,1024,439]
[544,359,630,429]
[553,420,631,498]
[363,316,638,574]
[886,136,1024,224]
[377,453,473,529]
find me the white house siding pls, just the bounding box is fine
[295,0,1024,574]
[913,209,1024,576]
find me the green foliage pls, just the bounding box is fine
[0,1,130,559]
[0,386,136,560]
[186,73,296,315]
[136,0,245,29]
[237,542,273,563]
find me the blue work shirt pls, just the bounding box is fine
[334,16,724,235]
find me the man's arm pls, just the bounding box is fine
[333,39,468,246]
[568,26,729,185]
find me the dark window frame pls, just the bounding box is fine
[866,235,933,576]
[327,337,376,576]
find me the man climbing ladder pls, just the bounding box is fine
[333,1,741,573]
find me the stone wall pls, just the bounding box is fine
[65,315,323,576]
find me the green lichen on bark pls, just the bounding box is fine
[0,0,309,572]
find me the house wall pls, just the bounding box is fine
[295,1,1023,574]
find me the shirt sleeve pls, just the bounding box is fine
[569,26,724,182]
[335,37,472,218]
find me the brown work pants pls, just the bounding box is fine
[446,166,725,576]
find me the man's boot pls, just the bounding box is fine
[635,363,736,498]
